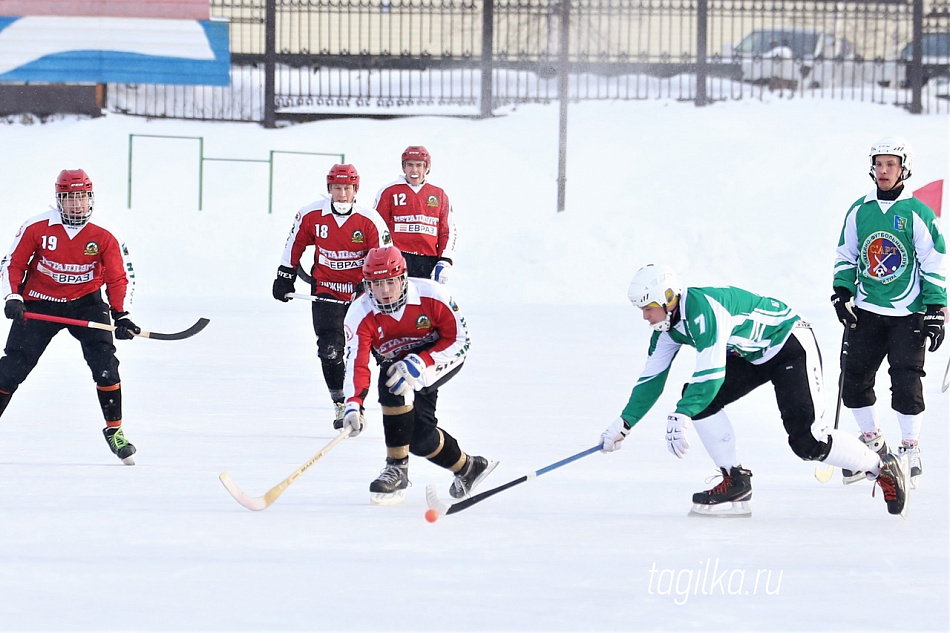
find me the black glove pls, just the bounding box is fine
[830,287,857,328]
[111,309,141,340]
[272,265,297,302]
[4,295,25,323]
[923,305,945,352]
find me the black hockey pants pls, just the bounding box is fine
[311,295,349,394]
[0,292,120,394]
[692,330,829,461]
[841,308,926,415]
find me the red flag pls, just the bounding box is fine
[914,180,943,217]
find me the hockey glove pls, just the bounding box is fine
[830,287,857,329]
[665,413,691,459]
[432,259,452,285]
[111,310,141,340]
[600,416,631,453]
[4,294,25,323]
[272,265,297,302]
[342,401,365,437]
[385,354,426,397]
[923,305,946,352]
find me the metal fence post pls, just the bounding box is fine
[695,0,708,107]
[556,0,570,213]
[264,0,277,128]
[910,0,923,114]
[480,0,494,118]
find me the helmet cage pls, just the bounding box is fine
[363,246,409,313]
[367,273,409,314]
[55,169,94,227]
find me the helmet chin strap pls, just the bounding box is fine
[653,300,681,332]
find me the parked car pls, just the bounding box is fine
[897,32,950,87]
[720,28,863,89]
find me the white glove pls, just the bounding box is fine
[342,402,365,437]
[385,354,426,397]
[432,260,451,284]
[666,413,691,459]
[600,417,631,453]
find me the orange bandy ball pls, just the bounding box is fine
[424,508,440,523]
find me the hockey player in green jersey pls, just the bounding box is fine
[600,264,908,517]
[831,136,947,489]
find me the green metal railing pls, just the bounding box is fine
[127,134,345,213]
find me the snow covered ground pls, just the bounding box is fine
[0,97,946,632]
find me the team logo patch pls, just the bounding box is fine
[426,195,439,207]
[352,230,365,244]
[893,216,906,231]
[84,242,99,256]
[416,314,431,330]
[861,231,907,284]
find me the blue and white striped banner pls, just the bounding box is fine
[0,16,230,85]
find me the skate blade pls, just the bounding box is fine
[370,490,407,506]
[841,471,867,485]
[121,455,135,466]
[688,501,752,518]
[899,454,911,519]
[452,460,500,500]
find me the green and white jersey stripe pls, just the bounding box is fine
[621,286,800,426]
[833,188,947,315]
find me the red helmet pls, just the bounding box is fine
[363,246,407,281]
[401,146,431,172]
[55,169,94,226]
[326,164,359,192]
[363,246,408,313]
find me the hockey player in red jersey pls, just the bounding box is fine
[340,246,495,505]
[373,146,456,282]
[272,164,393,429]
[0,169,140,464]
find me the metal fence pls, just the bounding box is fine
[106,0,950,124]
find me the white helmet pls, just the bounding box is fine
[627,264,682,332]
[869,136,913,182]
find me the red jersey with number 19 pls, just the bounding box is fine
[342,278,469,406]
[0,209,134,312]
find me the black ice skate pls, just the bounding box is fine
[874,453,908,517]
[898,444,921,490]
[103,426,136,465]
[689,466,752,518]
[449,455,498,499]
[842,433,888,485]
[369,458,409,505]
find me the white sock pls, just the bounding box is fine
[825,429,881,476]
[849,405,880,437]
[896,412,921,446]
[693,411,740,469]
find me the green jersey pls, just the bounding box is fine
[620,286,800,426]
[833,188,947,315]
